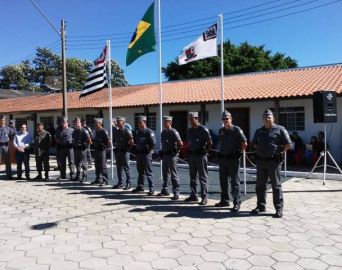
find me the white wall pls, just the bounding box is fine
[9,96,342,162]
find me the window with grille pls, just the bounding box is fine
[85,115,97,130]
[134,113,157,130]
[40,116,54,129]
[279,107,305,131]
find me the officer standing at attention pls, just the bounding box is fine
[132,115,156,196]
[216,110,247,212]
[72,117,91,182]
[81,118,93,167]
[0,115,15,179]
[55,117,75,180]
[91,118,111,186]
[158,116,183,200]
[185,112,212,205]
[251,109,292,218]
[112,116,134,190]
[34,122,51,180]
[13,124,32,180]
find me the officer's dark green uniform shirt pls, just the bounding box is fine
[187,125,211,154]
[218,126,247,155]
[252,124,292,158]
[161,128,181,154]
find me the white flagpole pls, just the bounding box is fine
[157,0,163,179]
[219,13,224,115]
[107,40,114,183]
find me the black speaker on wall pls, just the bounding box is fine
[313,90,337,123]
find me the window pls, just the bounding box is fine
[134,113,157,130]
[40,116,54,129]
[86,115,97,130]
[279,107,305,131]
[14,118,27,130]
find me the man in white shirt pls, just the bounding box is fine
[13,124,32,180]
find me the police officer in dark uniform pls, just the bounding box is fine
[55,117,75,180]
[34,122,51,180]
[132,115,156,195]
[158,116,183,200]
[91,118,111,186]
[72,117,91,182]
[216,110,247,212]
[112,116,134,190]
[251,109,292,218]
[81,118,93,167]
[0,115,15,179]
[185,112,212,205]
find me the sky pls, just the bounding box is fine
[0,0,341,86]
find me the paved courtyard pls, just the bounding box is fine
[1,162,342,270]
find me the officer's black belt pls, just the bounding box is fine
[0,142,9,146]
[189,149,206,156]
[218,152,240,159]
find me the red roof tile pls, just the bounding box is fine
[0,64,341,114]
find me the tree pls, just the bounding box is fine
[0,60,34,90]
[162,40,298,81]
[0,48,128,91]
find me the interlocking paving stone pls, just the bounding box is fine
[1,164,342,270]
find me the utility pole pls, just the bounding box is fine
[61,20,68,119]
[29,0,68,119]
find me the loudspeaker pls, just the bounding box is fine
[313,90,337,123]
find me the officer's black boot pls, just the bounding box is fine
[123,182,132,190]
[34,173,43,180]
[132,185,144,193]
[80,172,86,183]
[73,171,80,181]
[147,188,155,196]
[44,172,49,181]
[157,188,170,196]
[25,174,30,181]
[171,193,179,201]
[99,174,109,187]
[69,172,75,181]
[198,197,208,206]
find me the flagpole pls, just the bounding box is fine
[219,13,224,115]
[157,0,163,179]
[107,39,114,184]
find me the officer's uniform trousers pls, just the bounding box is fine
[85,145,92,165]
[0,143,12,178]
[189,154,208,199]
[94,149,108,180]
[256,159,283,210]
[15,150,30,178]
[57,146,75,178]
[218,157,241,205]
[74,148,87,174]
[115,150,131,185]
[162,154,180,194]
[136,153,154,188]
[35,151,49,176]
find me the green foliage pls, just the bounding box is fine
[163,40,298,81]
[0,48,128,91]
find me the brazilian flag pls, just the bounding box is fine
[126,2,156,66]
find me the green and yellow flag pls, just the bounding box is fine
[126,2,156,66]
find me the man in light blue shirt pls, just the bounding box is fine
[13,124,32,180]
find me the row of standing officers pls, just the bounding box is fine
[0,108,291,218]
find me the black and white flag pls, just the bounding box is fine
[80,45,108,98]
